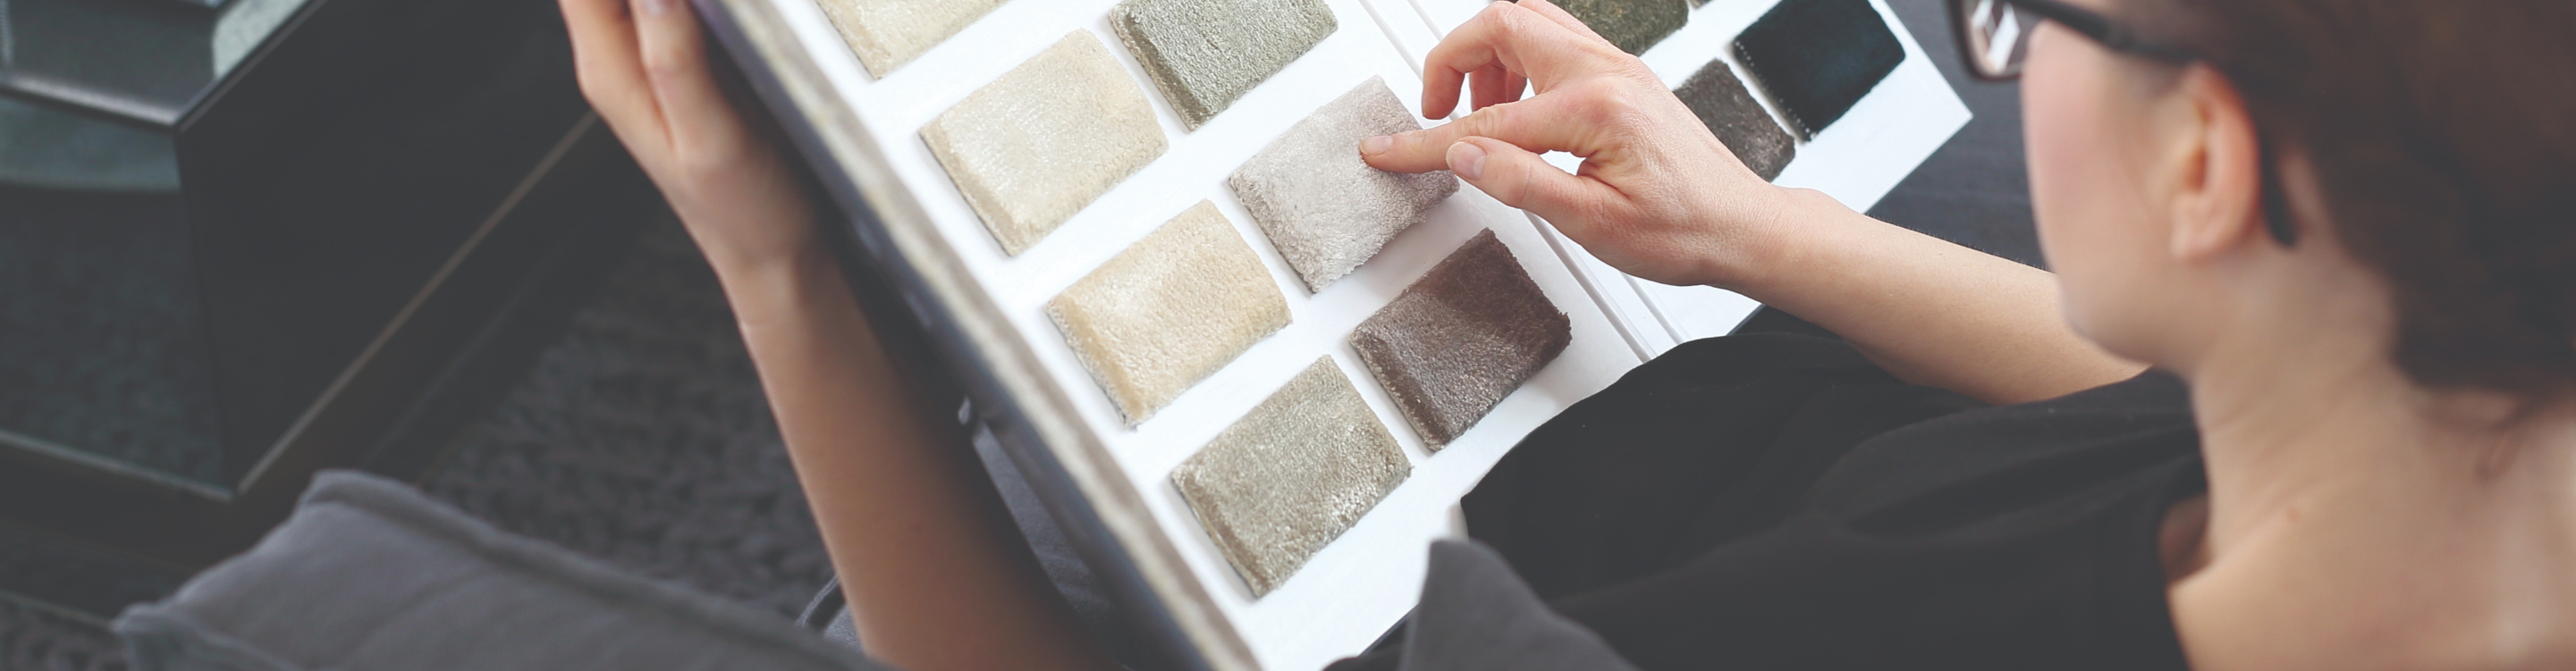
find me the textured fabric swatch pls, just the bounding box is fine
[1351,231,1569,449]
[1229,78,1458,292]
[1111,0,1337,130]
[1048,201,1290,424]
[1556,0,1688,55]
[1171,358,1409,597]
[923,33,1167,256]
[1674,58,1796,181]
[1732,0,1904,138]
[813,0,1007,76]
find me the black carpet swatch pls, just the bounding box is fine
[1733,0,1905,138]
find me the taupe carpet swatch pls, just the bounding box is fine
[1229,77,1458,292]
[1675,58,1796,181]
[1111,0,1337,130]
[1350,230,1569,449]
[1171,358,1408,597]
[1047,201,1290,425]
[923,32,1166,256]
[813,0,1007,76]
[1558,0,1688,55]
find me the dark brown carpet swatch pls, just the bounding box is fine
[1350,231,1570,449]
[1675,58,1797,181]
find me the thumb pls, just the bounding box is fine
[1448,137,1612,229]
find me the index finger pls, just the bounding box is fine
[1361,94,1597,173]
[1421,0,1627,119]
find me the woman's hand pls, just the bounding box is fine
[1363,0,1796,289]
[562,0,817,273]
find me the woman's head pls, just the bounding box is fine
[2026,0,2576,399]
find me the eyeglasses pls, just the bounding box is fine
[1947,0,2200,80]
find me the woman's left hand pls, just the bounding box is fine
[562,0,819,273]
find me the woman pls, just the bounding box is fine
[560,0,2576,667]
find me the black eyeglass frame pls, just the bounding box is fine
[1943,0,2298,246]
[1946,0,2200,81]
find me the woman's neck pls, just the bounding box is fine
[2173,325,2576,669]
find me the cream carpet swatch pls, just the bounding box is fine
[1048,201,1290,424]
[814,0,1008,76]
[1229,77,1458,292]
[1110,0,1337,130]
[1351,231,1569,449]
[923,32,1167,256]
[1171,358,1408,597]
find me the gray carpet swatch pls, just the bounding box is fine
[1111,0,1337,130]
[923,32,1167,256]
[1674,58,1796,181]
[1558,0,1689,55]
[1350,230,1569,449]
[1170,358,1408,597]
[1047,200,1290,425]
[1229,77,1458,292]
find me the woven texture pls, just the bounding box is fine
[1048,201,1290,424]
[1558,0,1688,55]
[1733,0,1904,138]
[924,32,1167,256]
[812,0,1006,76]
[1675,58,1797,181]
[1229,77,1457,292]
[1351,231,1569,449]
[1171,359,1408,597]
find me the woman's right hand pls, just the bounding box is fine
[1363,0,1804,289]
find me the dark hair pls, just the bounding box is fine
[2135,0,2576,398]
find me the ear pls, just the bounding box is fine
[2166,64,2268,263]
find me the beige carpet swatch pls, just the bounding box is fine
[1048,201,1290,425]
[923,32,1167,256]
[1350,230,1570,449]
[813,0,1008,76]
[1229,77,1458,292]
[1110,0,1337,130]
[1171,358,1408,597]
[1675,58,1796,181]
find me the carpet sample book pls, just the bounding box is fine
[1674,59,1796,181]
[1111,0,1337,130]
[923,32,1167,256]
[1351,231,1569,449]
[814,0,1008,76]
[1171,358,1409,597]
[1732,0,1904,138]
[1229,78,1458,292]
[1048,201,1291,424]
[1557,0,1688,55]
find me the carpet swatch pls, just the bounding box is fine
[1674,58,1796,180]
[1557,0,1688,55]
[1047,201,1290,425]
[1111,0,1337,130]
[1170,358,1408,597]
[923,32,1166,256]
[1350,230,1568,449]
[1229,77,1458,292]
[813,0,1007,76]
[1733,0,1905,138]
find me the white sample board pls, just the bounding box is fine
[697,0,1967,668]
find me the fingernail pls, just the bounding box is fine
[1361,134,1394,155]
[638,0,671,16]
[1448,141,1486,180]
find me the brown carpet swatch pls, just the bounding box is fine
[1675,58,1797,181]
[1350,230,1569,449]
